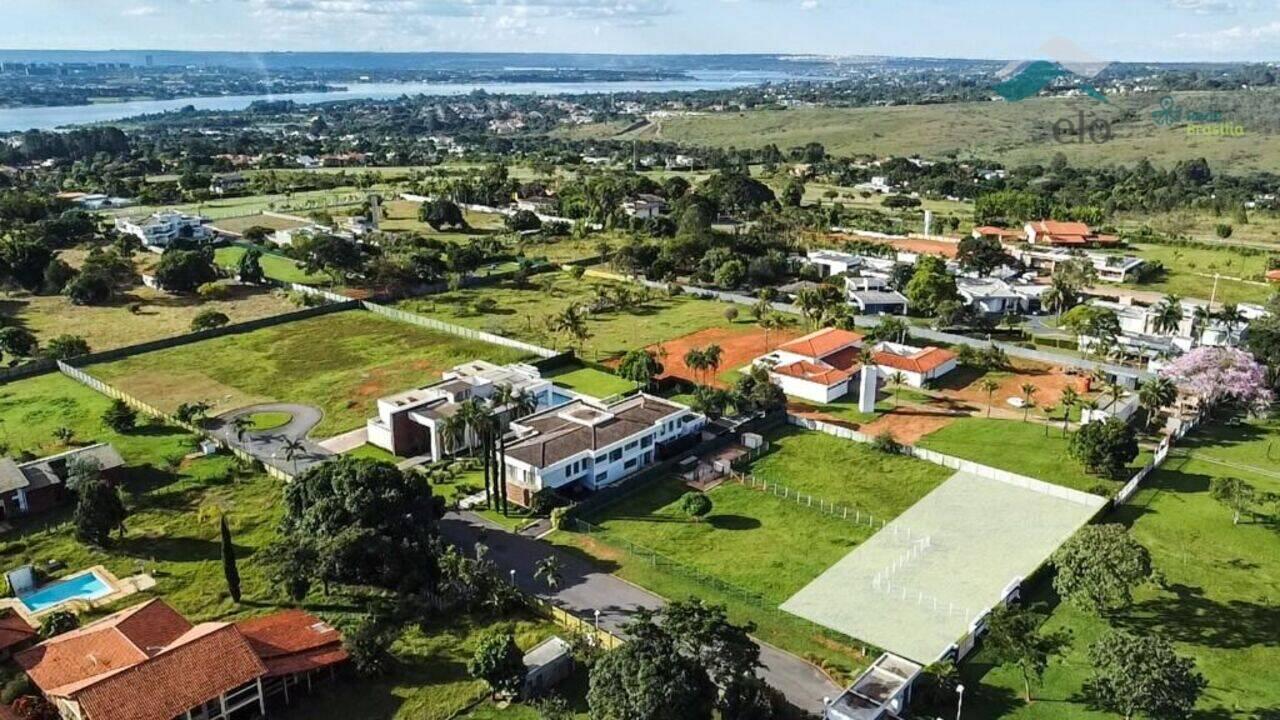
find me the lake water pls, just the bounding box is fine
[0,71,811,132]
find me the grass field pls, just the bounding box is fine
[916,417,1152,494]
[0,373,572,720]
[547,426,950,679]
[214,245,331,285]
[377,199,507,238]
[108,187,388,221]
[1119,242,1275,305]
[88,310,532,438]
[210,213,310,235]
[559,90,1276,171]
[0,283,296,357]
[544,364,636,398]
[396,273,739,362]
[965,419,1280,720]
[748,426,951,515]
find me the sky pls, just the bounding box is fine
[3,0,1280,61]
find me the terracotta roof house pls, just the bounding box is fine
[753,328,866,404]
[0,609,36,660]
[971,226,1027,242]
[1023,220,1120,247]
[500,394,705,507]
[870,342,958,388]
[0,444,125,521]
[16,600,345,720]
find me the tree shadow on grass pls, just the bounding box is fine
[117,535,222,563]
[1112,582,1280,650]
[707,514,762,531]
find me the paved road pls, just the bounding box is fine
[439,511,842,715]
[211,403,333,475]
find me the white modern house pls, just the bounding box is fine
[623,194,668,219]
[500,394,705,507]
[807,249,897,279]
[870,342,958,388]
[115,212,213,249]
[366,361,573,460]
[1013,247,1145,283]
[753,328,865,403]
[956,277,1027,316]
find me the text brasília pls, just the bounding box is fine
[1152,96,1245,136]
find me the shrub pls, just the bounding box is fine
[196,282,229,300]
[39,610,79,639]
[101,399,138,433]
[567,265,586,280]
[678,491,712,521]
[724,307,739,323]
[550,506,571,531]
[190,309,230,332]
[468,627,525,696]
[0,674,31,704]
[872,431,903,455]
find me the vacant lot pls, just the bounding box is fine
[966,420,1280,720]
[214,246,331,285]
[1120,242,1275,305]
[746,426,951,518]
[543,364,636,398]
[211,213,311,235]
[917,417,1152,494]
[642,324,803,388]
[561,90,1275,171]
[397,273,738,362]
[89,310,531,438]
[0,283,296,356]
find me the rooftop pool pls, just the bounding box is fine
[20,570,113,613]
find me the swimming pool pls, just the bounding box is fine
[19,571,113,613]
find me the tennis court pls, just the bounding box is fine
[780,470,1106,662]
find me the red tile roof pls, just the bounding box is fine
[1030,220,1091,236]
[236,609,348,678]
[776,328,863,361]
[15,600,348,720]
[72,624,266,720]
[873,346,957,375]
[973,226,1025,238]
[0,609,36,653]
[771,360,858,386]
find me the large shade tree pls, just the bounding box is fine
[273,458,445,595]
[1161,346,1271,414]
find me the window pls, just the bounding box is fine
[595,471,608,484]
[595,454,606,464]
[609,448,622,462]
[625,440,638,450]
[640,435,653,448]
[624,458,638,469]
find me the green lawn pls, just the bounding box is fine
[544,364,636,399]
[214,245,331,285]
[747,426,951,516]
[916,417,1151,494]
[395,272,739,363]
[88,310,532,438]
[244,411,292,431]
[284,614,566,720]
[964,419,1280,720]
[548,473,878,681]
[0,372,577,720]
[343,442,401,463]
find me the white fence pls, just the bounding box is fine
[786,414,1103,508]
[281,282,559,358]
[1114,412,1203,504]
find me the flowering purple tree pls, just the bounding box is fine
[1161,347,1272,413]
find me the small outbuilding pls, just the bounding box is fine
[522,635,574,698]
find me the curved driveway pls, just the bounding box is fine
[211,403,333,475]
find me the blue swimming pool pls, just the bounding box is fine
[20,571,113,613]
[539,389,575,410]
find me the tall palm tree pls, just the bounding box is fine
[440,412,468,458]
[281,438,305,475]
[979,378,1000,417]
[1043,276,1077,320]
[231,416,253,451]
[1217,303,1246,340]
[703,345,724,384]
[1153,295,1184,336]
[890,371,908,408]
[683,348,707,385]
[1138,376,1177,430]
[1019,383,1038,422]
[1059,386,1080,436]
[1191,304,1212,347]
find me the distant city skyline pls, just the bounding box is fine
[3,0,1280,62]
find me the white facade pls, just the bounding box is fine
[115,212,213,249]
[502,395,705,501]
[871,341,958,388]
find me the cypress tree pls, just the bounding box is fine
[220,515,241,603]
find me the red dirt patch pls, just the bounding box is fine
[831,233,960,258]
[935,359,1090,413]
[859,409,958,444]
[627,324,804,388]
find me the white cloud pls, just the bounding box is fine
[1167,0,1251,14]
[122,5,159,16]
[1174,19,1280,51]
